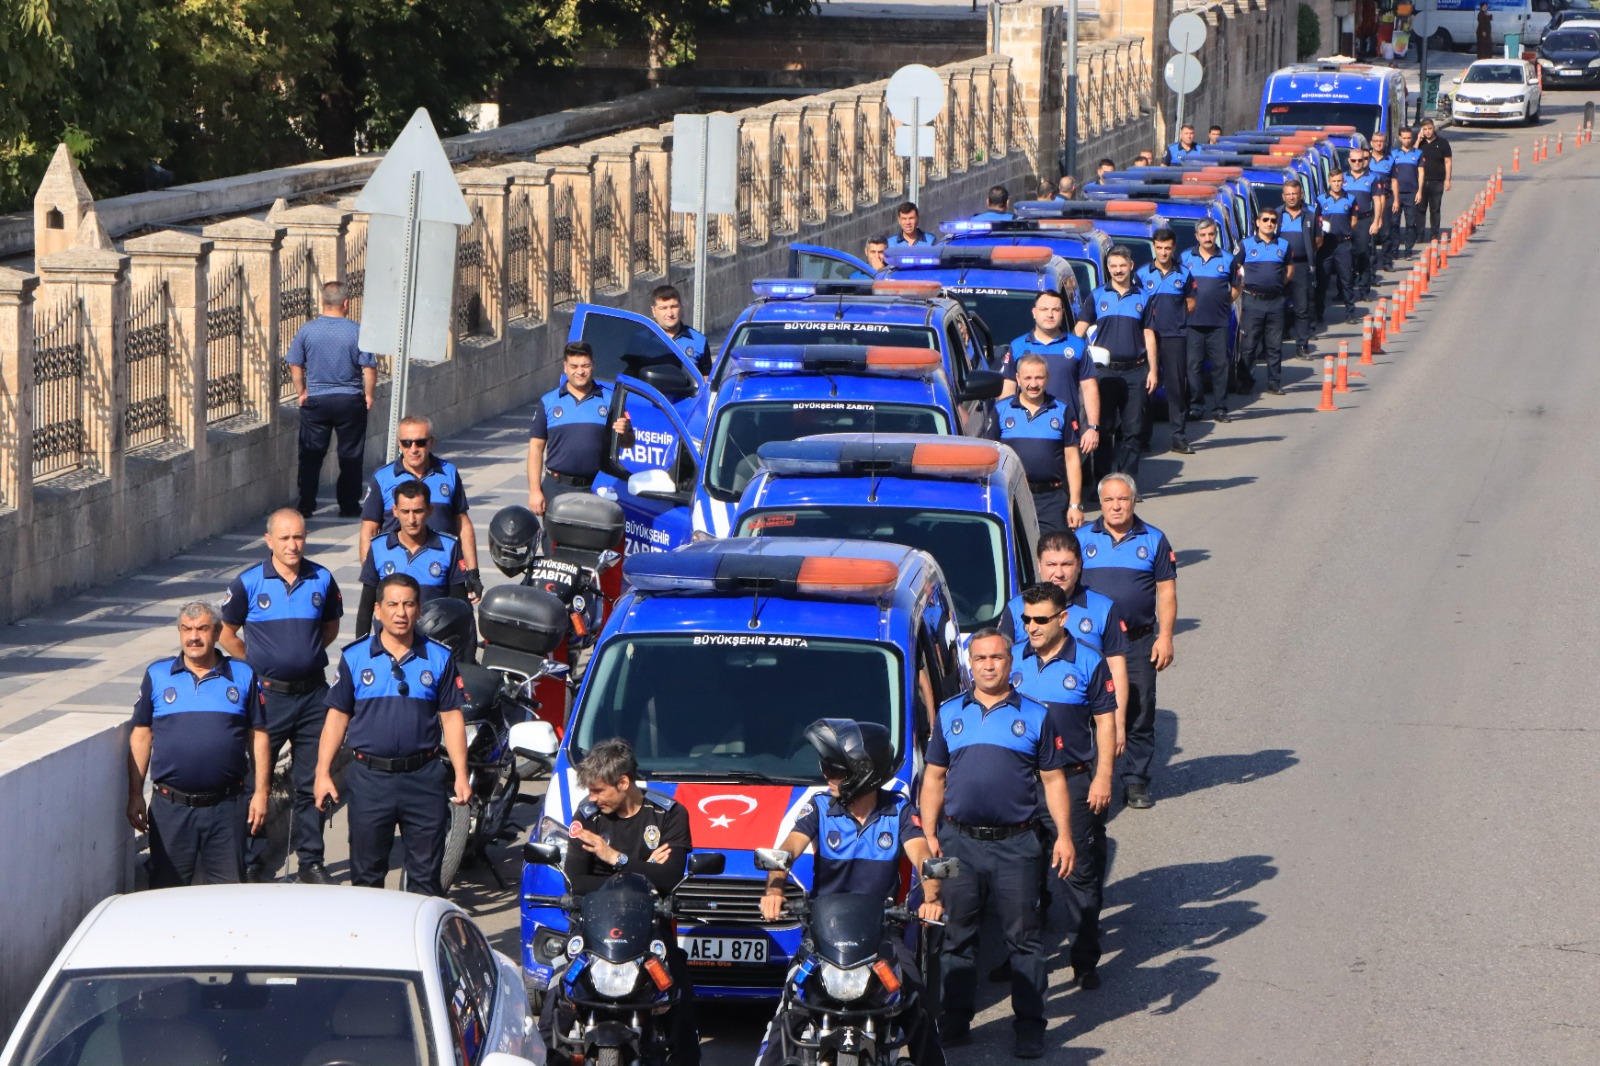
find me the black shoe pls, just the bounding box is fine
[1169,437,1195,455]
[244,865,266,884]
[1014,1033,1045,1059]
[338,506,362,518]
[1185,408,1203,422]
[1298,343,1314,359]
[1125,783,1154,809]
[1075,966,1103,990]
[297,861,333,885]
[1212,409,1231,423]
[941,1020,972,1047]
[1346,309,1362,324]
[1265,386,1287,396]
[297,506,316,519]
[988,960,1013,982]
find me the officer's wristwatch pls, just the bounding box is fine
[613,851,629,868]
[1069,503,1085,511]
[1084,423,1099,430]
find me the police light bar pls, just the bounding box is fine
[1015,199,1158,220]
[623,544,901,602]
[1036,218,1097,232]
[885,245,1053,271]
[757,437,1002,480]
[1086,184,1217,202]
[728,344,941,377]
[1191,166,1243,178]
[871,279,945,297]
[751,279,875,299]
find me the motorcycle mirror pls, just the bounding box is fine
[598,549,622,571]
[509,720,559,760]
[523,841,562,866]
[540,661,571,680]
[686,851,727,876]
[921,856,961,881]
[753,848,793,872]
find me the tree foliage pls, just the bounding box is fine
[1297,2,1322,61]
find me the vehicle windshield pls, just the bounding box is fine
[943,289,1050,343]
[727,322,939,349]
[1061,256,1099,292]
[1263,102,1383,140]
[573,636,902,780]
[705,402,949,500]
[1464,64,1526,83]
[1165,217,1200,253]
[17,972,428,1066]
[1252,181,1286,212]
[739,506,1007,629]
[1108,236,1155,267]
[1543,30,1600,49]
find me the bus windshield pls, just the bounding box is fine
[1262,102,1382,140]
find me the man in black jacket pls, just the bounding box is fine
[1277,178,1321,357]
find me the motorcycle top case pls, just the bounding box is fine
[478,584,569,656]
[544,493,625,554]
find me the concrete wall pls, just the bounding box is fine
[0,714,135,1031]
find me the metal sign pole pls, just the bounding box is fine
[1174,32,1192,139]
[1066,0,1080,178]
[383,170,423,460]
[692,135,711,334]
[909,99,921,207]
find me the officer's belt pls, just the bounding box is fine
[1028,479,1063,493]
[353,750,437,773]
[1061,761,1093,777]
[1242,290,1283,300]
[1104,358,1148,373]
[1354,211,1375,220]
[1125,624,1156,641]
[261,675,325,696]
[952,821,1034,841]
[547,471,596,488]
[155,781,243,808]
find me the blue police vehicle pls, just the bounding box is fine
[1082,181,1237,253]
[1086,166,1256,245]
[882,243,1082,335]
[1006,200,1169,267]
[517,537,965,1000]
[1206,136,1331,197]
[1184,151,1307,213]
[1259,62,1410,144]
[731,435,1041,643]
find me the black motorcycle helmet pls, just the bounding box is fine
[488,505,541,577]
[417,597,478,664]
[803,718,895,804]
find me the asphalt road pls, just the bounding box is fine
[212,97,1600,1064]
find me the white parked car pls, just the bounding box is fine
[1450,58,1543,124]
[0,886,544,1066]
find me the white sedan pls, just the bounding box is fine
[1450,59,1543,125]
[0,886,544,1066]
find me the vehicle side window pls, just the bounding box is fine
[437,917,498,1066]
[941,320,970,390]
[1012,502,1037,585]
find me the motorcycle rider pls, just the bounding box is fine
[540,738,700,1065]
[756,719,947,1066]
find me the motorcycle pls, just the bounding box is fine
[522,841,726,1066]
[753,849,959,1066]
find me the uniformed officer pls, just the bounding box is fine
[1079,473,1177,811]
[1164,123,1201,165]
[1074,246,1157,476]
[357,480,469,636]
[649,285,711,377]
[1367,131,1396,271]
[1277,178,1321,359]
[527,342,634,516]
[1343,146,1386,300]
[358,414,480,598]
[1136,229,1193,454]
[1315,171,1358,328]
[757,720,944,1066]
[989,353,1084,535]
[1055,175,1078,200]
[922,630,1072,1059]
[1000,290,1101,455]
[1181,218,1237,424]
[220,508,342,884]
[315,573,470,895]
[1011,583,1118,989]
[1207,125,1224,145]
[888,201,937,247]
[1388,126,1424,262]
[863,234,889,274]
[1233,206,1293,397]
[973,184,1014,222]
[128,602,269,888]
[1095,159,1115,182]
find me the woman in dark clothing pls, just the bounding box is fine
[1477,4,1495,60]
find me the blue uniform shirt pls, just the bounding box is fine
[359,455,470,539]
[1078,516,1177,631]
[132,655,265,792]
[664,324,710,376]
[1390,148,1423,196]
[1182,247,1234,328]
[989,394,1078,483]
[329,633,464,757]
[1011,635,1117,766]
[360,531,468,602]
[887,230,937,247]
[1344,171,1380,217]
[284,316,375,398]
[926,690,1065,826]
[1165,142,1201,165]
[1368,154,1394,186]
[221,559,343,682]
[1317,192,1356,239]
[529,381,616,478]
[1001,330,1096,404]
[1135,262,1191,337]
[971,210,1015,222]
[1232,236,1291,295]
[1005,584,1129,658]
[793,790,918,900]
[1076,283,1151,363]
[1277,206,1319,263]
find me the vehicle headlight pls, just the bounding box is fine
[818,960,873,1002]
[1540,57,1555,66]
[587,957,641,997]
[1508,94,1526,103]
[1588,57,1600,67]
[538,815,570,863]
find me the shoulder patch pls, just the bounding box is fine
[643,789,678,811]
[577,800,601,819]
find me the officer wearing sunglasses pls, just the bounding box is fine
[358,413,481,600]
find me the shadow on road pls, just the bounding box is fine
[1160,748,1300,801]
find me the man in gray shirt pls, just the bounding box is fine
[286,282,376,518]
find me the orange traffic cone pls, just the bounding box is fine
[1394,282,1408,331]
[1514,147,1521,172]
[1317,354,1338,411]
[1335,342,1351,392]
[1558,131,1564,155]
[1372,303,1388,354]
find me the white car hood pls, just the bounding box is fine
[1456,83,1528,99]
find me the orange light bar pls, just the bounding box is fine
[1038,218,1096,231]
[872,959,902,995]
[872,279,944,297]
[644,957,673,991]
[1193,166,1242,178]
[796,557,903,595]
[1323,125,1358,134]
[909,441,1002,476]
[1167,184,1217,199]
[862,346,942,373]
[1249,156,1293,168]
[1104,200,1158,218]
[988,246,1053,266]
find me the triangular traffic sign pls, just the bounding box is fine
[355,108,472,225]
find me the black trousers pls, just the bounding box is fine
[1286,266,1315,345]
[345,756,450,896]
[1184,326,1229,417]
[1030,485,1070,536]
[1316,241,1355,318]
[1120,632,1159,788]
[544,942,702,1066]
[938,823,1046,1038]
[1421,182,1446,240]
[1155,334,1189,443]
[1237,294,1286,391]
[149,791,246,888]
[1389,200,1420,257]
[1059,771,1109,972]
[245,685,329,872]
[1094,364,1149,478]
[1351,221,1376,296]
[297,393,368,514]
[1373,210,1392,269]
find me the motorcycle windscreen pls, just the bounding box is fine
[580,873,660,962]
[808,892,888,969]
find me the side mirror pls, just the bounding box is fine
[509,720,559,761]
[921,856,961,880]
[959,369,1005,402]
[538,661,571,680]
[1452,76,1463,85]
[597,549,622,572]
[523,841,562,866]
[636,361,696,397]
[627,467,685,503]
[686,852,727,876]
[753,848,794,872]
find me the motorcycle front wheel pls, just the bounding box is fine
[440,801,473,890]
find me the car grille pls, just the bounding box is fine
[675,877,806,924]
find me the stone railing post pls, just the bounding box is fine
[989,56,1015,159]
[458,168,512,341]
[830,94,861,216]
[0,268,38,518]
[36,247,127,499]
[125,234,209,464]
[281,206,350,293]
[737,112,776,247]
[950,66,975,174]
[341,210,370,327]
[202,218,282,426]
[501,163,554,326]
[991,0,1065,184]
[800,100,835,225]
[592,139,638,290]
[631,132,670,278]
[769,103,806,236]
[537,148,596,308]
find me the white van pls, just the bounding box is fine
[1419,0,1580,51]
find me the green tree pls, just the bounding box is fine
[1297,2,1321,61]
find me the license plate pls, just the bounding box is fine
[679,935,768,964]
[1561,69,1584,75]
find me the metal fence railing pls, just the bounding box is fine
[206,264,245,423]
[32,295,87,480]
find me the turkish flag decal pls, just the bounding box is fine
[670,783,799,850]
